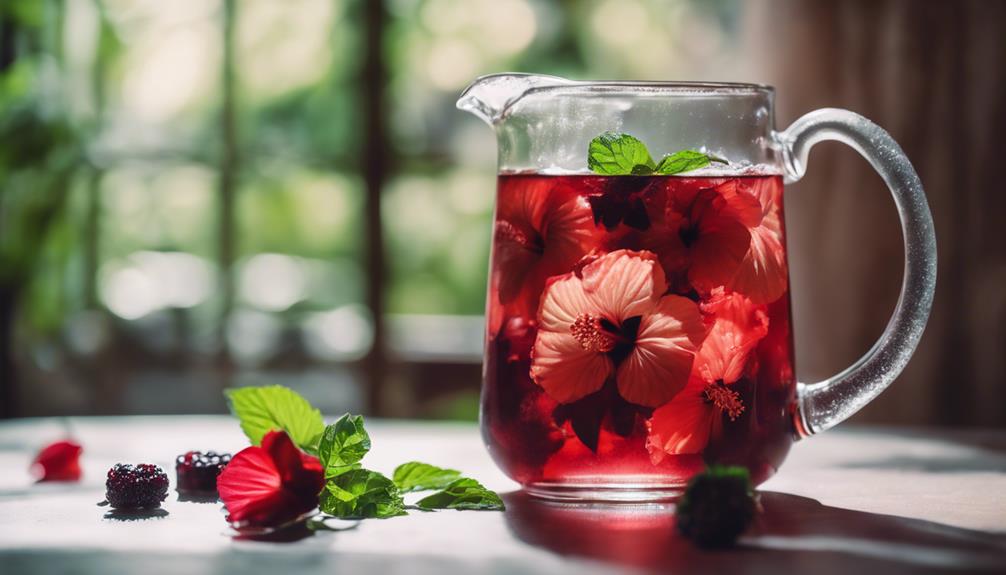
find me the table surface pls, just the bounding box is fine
[1,416,1004,575]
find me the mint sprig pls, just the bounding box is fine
[225,386,325,454]
[226,385,505,522]
[587,132,726,176]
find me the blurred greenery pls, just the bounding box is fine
[2,0,741,416]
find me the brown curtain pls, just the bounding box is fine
[744,0,1006,426]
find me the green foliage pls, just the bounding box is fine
[656,149,726,175]
[227,385,505,521]
[587,132,726,177]
[225,386,326,454]
[392,462,461,493]
[587,132,656,175]
[320,468,406,519]
[318,414,371,477]
[415,478,505,511]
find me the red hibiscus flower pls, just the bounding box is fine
[494,176,596,318]
[217,430,324,529]
[31,440,83,482]
[727,177,789,304]
[530,249,706,408]
[646,289,769,461]
[637,179,761,295]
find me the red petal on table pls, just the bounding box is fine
[31,440,83,482]
[217,430,323,528]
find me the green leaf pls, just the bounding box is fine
[224,386,325,454]
[320,469,407,519]
[587,132,656,175]
[655,150,727,175]
[318,414,372,478]
[416,478,505,511]
[392,462,462,493]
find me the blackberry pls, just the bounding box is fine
[175,451,231,494]
[676,465,756,548]
[105,464,169,509]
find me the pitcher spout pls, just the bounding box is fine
[456,73,573,126]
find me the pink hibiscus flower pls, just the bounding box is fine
[493,177,596,318]
[530,249,706,408]
[645,289,769,461]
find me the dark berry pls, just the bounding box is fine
[675,465,756,548]
[105,464,169,509]
[175,450,232,493]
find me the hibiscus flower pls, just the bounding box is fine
[494,176,596,318]
[530,249,705,408]
[727,177,788,304]
[217,430,324,529]
[30,440,83,482]
[645,289,769,461]
[637,179,761,295]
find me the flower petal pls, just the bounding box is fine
[531,329,612,404]
[730,205,788,304]
[543,192,597,273]
[616,295,705,407]
[218,445,283,524]
[685,187,754,293]
[493,220,540,305]
[688,223,750,293]
[645,379,714,461]
[697,290,770,384]
[581,249,666,322]
[262,430,324,489]
[496,176,550,235]
[494,177,595,315]
[219,431,323,528]
[537,271,594,333]
[31,440,82,482]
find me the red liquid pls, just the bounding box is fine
[482,174,797,491]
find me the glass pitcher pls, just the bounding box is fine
[458,74,936,501]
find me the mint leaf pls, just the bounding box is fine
[224,386,325,454]
[416,478,505,511]
[587,132,656,175]
[318,414,371,478]
[392,462,462,493]
[655,150,727,175]
[320,469,406,519]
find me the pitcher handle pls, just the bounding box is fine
[775,109,937,437]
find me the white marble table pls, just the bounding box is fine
[1,416,1004,574]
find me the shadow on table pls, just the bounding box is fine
[102,508,169,521]
[836,454,1006,473]
[502,491,1006,574]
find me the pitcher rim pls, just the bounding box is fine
[530,79,775,94]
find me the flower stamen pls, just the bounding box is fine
[703,382,745,421]
[570,314,616,353]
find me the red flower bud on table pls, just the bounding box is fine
[31,440,83,482]
[217,430,324,529]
